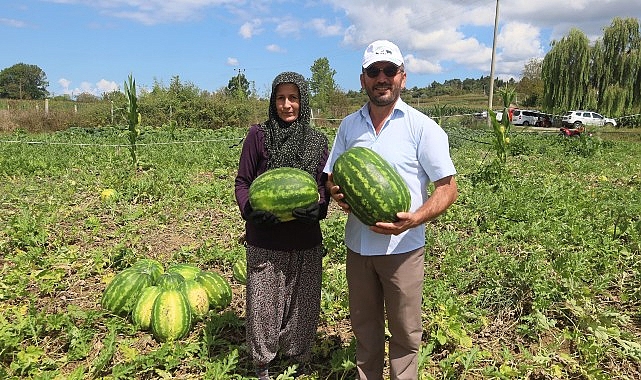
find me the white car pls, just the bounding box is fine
[511,109,541,126]
[562,110,617,128]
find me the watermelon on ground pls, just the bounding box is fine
[131,258,164,283]
[194,271,232,310]
[167,263,202,281]
[132,285,162,331]
[232,259,247,285]
[180,279,210,319]
[101,267,155,316]
[156,272,186,290]
[150,288,193,342]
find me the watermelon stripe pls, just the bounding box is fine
[101,268,154,315]
[195,271,232,310]
[181,280,210,319]
[249,167,319,221]
[132,285,161,330]
[333,147,410,226]
[151,289,192,342]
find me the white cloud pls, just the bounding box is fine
[0,18,27,28]
[308,18,343,37]
[266,44,285,53]
[58,78,72,89]
[275,19,301,36]
[239,19,262,38]
[57,78,118,97]
[328,0,640,80]
[227,57,239,66]
[96,79,119,93]
[404,54,442,75]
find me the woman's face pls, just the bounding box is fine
[275,83,300,123]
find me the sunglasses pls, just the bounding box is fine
[364,65,403,78]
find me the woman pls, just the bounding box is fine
[234,72,329,380]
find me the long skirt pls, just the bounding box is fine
[245,244,324,366]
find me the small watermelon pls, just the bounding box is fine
[232,259,247,285]
[249,167,320,222]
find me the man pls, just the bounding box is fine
[324,40,458,380]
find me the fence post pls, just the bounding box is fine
[45,99,49,115]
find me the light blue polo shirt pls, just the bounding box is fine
[324,98,456,255]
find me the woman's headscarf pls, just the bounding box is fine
[260,72,327,176]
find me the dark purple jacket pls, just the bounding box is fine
[235,124,330,251]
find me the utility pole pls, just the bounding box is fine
[234,68,245,98]
[488,0,500,128]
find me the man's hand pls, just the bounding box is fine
[370,212,419,235]
[371,175,458,235]
[326,173,350,212]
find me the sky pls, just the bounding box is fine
[2,0,641,99]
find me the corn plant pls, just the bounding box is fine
[124,74,140,168]
[488,87,515,166]
[430,103,449,126]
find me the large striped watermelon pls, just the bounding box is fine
[249,167,319,222]
[332,147,411,226]
[194,271,232,310]
[150,288,193,342]
[132,285,162,331]
[101,267,155,316]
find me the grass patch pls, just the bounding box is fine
[0,125,640,378]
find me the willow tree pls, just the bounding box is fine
[542,28,592,113]
[596,17,641,116]
[542,17,641,116]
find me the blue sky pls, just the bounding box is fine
[2,0,640,98]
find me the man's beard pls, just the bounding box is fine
[366,86,400,106]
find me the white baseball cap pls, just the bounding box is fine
[362,40,405,68]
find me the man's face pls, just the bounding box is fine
[360,62,406,107]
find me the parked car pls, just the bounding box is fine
[511,109,541,126]
[562,110,617,127]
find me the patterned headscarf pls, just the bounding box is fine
[261,71,327,176]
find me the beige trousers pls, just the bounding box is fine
[347,247,425,380]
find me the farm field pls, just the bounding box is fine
[0,125,640,379]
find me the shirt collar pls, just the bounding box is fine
[358,97,407,122]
